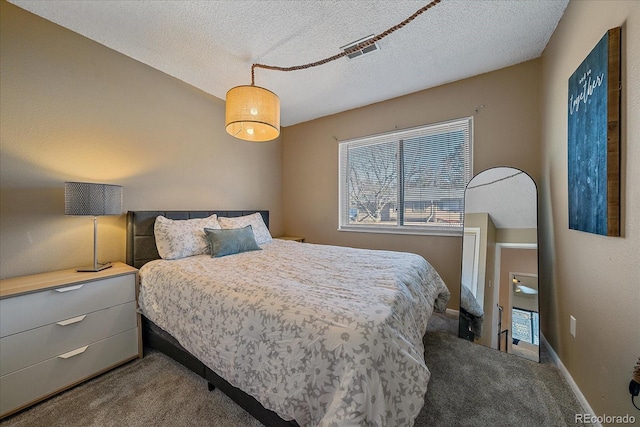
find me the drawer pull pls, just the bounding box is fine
[58,345,88,359]
[54,284,84,293]
[56,315,87,326]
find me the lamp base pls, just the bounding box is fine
[77,262,112,272]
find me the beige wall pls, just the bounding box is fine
[496,228,537,244]
[282,60,542,308]
[540,0,640,420]
[0,2,283,279]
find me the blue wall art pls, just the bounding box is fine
[567,27,621,236]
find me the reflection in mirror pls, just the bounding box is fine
[458,167,539,362]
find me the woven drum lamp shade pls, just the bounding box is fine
[225,85,280,142]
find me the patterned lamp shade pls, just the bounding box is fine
[65,182,122,216]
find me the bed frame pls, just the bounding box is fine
[126,210,298,427]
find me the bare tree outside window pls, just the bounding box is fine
[348,142,397,223]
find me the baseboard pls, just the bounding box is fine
[541,333,602,427]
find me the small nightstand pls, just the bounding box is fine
[275,236,305,243]
[0,262,141,419]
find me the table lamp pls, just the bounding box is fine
[64,182,122,272]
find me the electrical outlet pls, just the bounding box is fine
[570,315,577,337]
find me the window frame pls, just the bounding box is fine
[338,117,473,236]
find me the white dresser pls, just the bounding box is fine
[0,262,141,418]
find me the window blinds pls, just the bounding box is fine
[338,117,472,235]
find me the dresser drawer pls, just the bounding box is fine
[0,328,139,417]
[0,301,137,376]
[0,274,135,338]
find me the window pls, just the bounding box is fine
[339,117,472,235]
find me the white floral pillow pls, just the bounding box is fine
[218,212,272,245]
[154,214,221,260]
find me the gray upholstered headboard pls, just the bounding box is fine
[126,210,269,269]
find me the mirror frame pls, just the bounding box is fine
[458,167,539,362]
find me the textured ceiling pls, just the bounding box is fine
[9,0,568,127]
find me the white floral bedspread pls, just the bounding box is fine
[138,239,450,426]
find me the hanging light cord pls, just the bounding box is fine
[466,171,525,190]
[250,0,443,86]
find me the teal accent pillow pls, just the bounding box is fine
[204,225,261,258]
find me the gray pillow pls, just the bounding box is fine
[204,225,261,258]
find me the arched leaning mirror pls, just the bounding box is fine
[458,167,539,362]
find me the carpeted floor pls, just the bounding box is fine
[0,312,585,426]
[420,313,584,426]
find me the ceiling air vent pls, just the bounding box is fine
[341,35,379,60]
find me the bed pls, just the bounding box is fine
[126,210,450,427]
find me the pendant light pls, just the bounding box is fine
[225,85,280,142]
[224,0,442,142]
